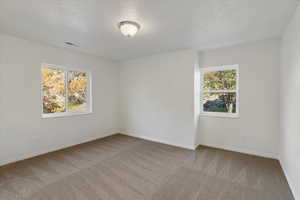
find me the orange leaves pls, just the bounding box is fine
[42,67,66,113]
[42,67,88,114]
[68,72,87,94]
[67,71,87,111]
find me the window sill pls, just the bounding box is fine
[200,112,239,119]
[41,111,92,119]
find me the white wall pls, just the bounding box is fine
[119,40,280,156]
[197,39,280,159]
[280,4,300,199]
[0,34,119,166]
[119,50,198,149]
[0,33,282,172]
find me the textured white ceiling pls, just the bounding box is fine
[0,0,298,61]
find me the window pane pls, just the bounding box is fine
[202,92,236,113]
[203,70,236,90]
[67,71,88,112]
[42,67,66,113]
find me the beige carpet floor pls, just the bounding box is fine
[0,134,294,200]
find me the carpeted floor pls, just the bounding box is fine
[0,134,294,200]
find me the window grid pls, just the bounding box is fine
[200,65,239,118]
[41,64,92,118]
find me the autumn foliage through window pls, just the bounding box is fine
[42,65,90,117]
[68,71,88,112]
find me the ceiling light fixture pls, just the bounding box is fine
[118,21,140,37]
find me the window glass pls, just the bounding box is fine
[203,70,236,90]
[41,65,91,118]
[203,92,236,113]
[67,71,88,112]
[200,66,239,117]
[42,67,66,114]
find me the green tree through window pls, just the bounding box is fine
[201,65,239,116]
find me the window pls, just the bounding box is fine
[41,64,91,118]
[200,65,239,118]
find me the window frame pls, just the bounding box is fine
[200,65,239,118]
[41,63,92,118]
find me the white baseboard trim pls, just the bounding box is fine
[1,132,117,167]
[198,142,277,159]
[122,132,195,150]
[279,158,298,200]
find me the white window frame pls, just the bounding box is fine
[200,65,239,118]
[41,63,92,118]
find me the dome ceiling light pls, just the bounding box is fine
[118,21,140,38]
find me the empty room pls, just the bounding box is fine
[0,0,300,199]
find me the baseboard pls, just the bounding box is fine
[198,142,277,159]
[1,132,118,167]
[279,158,299,200]
[122,132,195,150]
